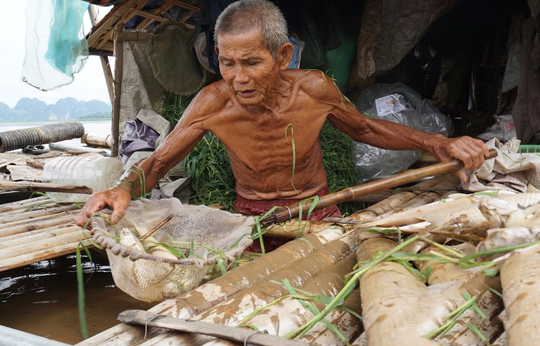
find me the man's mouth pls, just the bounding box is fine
[236,89,255,97]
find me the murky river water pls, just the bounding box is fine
[0,251,153,344]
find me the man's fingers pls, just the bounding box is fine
[454,169,468,183]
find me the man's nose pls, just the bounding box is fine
[234,66,250,84]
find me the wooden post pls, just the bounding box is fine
[112,26,124,158]
[88,5,115,106]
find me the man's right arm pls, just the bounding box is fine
[75,87,219,228]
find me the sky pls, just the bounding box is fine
[0,0,112,108]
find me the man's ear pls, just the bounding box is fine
[278,42,294,70]
[215,45,219,56]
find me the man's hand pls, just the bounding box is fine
[430,136,490,182]
[75,186,132,228]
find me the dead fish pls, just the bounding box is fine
[476,226,540,252]
[479,193,540,228]
[119,227,146,252]
[142,237,178,260]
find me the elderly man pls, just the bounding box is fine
[75,0,488,227]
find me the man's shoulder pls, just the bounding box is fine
[286,69,339,98]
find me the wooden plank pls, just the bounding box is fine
[95,0,148,50]
[87,0,142,49]
[118,309,309,346]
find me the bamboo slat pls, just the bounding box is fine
[0,196,88,272]
[0,211,80,238]
[0,237,91,272]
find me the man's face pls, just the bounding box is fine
[216,29,280,106]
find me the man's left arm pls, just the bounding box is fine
[328,98,489,181]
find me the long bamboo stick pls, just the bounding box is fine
[0,204,79,224]
[0,181,92,194]
[0,229,86,260]
[0,225,81,248]
[263,151,496,225]
[0,196,52,213]
[0,212,79,237]
[0,235,91,272]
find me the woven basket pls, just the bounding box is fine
[91,199,253,303]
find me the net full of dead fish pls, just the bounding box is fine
[90,198,254,303]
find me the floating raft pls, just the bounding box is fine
[0,196,87,271]
[78,174,514,346]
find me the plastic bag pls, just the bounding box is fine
[353,83,454,182]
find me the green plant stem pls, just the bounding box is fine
[76,244,89,339]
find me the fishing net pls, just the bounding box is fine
[22,0,89,91]
[91,198,254,303]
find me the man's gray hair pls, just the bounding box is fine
[214,0,289,59]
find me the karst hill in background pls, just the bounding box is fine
[0,97,112,122]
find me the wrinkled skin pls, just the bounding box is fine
[75,29,489,227]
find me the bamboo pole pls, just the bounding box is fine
[263,151,496,225]
[0,229,88,261]
[265,175,454,239]
[81,133,113,148]
[500,244,540,346]
[0,181,92,194]
[149,252,359,346]
[0,236,91,272]
[112,26,124,157]
[0,225,81,249]
[357,237,435,346]
[0,212,79,238]
[0,196,51,213]
[88,4,114,105]
[0,204,79,224]
[190,233,356,326]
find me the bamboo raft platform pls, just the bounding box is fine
[74,174,517,346]
[0,196,87,272]
[1,173,535,345]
